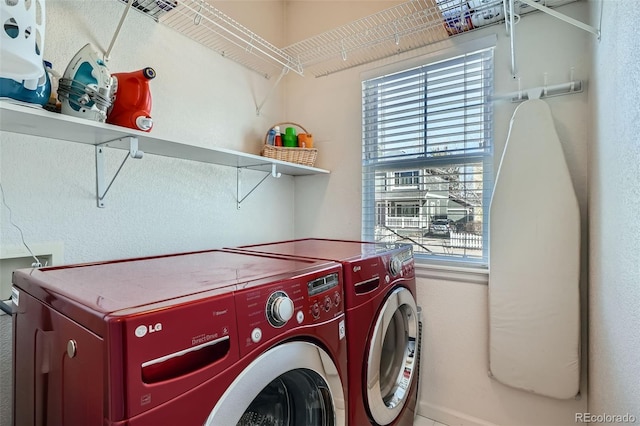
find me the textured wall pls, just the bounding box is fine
[588,0,640,419]
[0,0,291,423]
[290,2,592,425]
[1,0,292,260]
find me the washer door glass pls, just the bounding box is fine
[205,341,346,426]
[366,286,419,425]
[238,368,333,426]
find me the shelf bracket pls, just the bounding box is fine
[95,136,144,208]
[105,0,135,61]
[518,0,600,39]
[256,66,289,116]
[237,163,281,209]
[506,0,600,79]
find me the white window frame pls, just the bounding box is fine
[361,41,495,267]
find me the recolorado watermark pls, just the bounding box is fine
[576,413,637,423]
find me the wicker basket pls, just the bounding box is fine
[261,122,318,167]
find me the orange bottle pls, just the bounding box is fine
[298,133,313,148]
[107,67,155,132]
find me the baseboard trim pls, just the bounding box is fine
[417,401,498,426]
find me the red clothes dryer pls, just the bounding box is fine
[232,238,421,426]
[11,250,347,426]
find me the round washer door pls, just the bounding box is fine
[366,286,419,425]
[205,341,346,426]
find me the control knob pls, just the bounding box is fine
[323,295,332,312]
[266,291,294,328]
[389,256,403,277]
[311,302,321,319]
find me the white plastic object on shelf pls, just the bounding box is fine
[471,5,504,28]
[0,0,46,80]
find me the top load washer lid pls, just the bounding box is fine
[12,250,338,316]
[235,238,407,262]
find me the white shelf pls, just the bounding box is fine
[122,0,583,79]
[158,0,302,79]
[0,101,329,177]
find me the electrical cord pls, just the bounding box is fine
[0,181,44,314]
[0,181,42,268]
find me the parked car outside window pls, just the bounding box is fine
[427,219,453,236]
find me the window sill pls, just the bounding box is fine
[414,262,488,285]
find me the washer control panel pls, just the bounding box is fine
[236,265,344,356]
[308,272,341,319]
[385,246,415,278]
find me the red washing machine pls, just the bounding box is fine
[231,239,421,426]
[11,249,348,426]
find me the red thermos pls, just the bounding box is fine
[107,67,155,132]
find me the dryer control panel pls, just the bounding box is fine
[344,245,415,307]
[235,265,344,357]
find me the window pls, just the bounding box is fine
[394,171,419,188]
[362,48,494,266]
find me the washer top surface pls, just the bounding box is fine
[237,238,407,263]
[13,249,337,315]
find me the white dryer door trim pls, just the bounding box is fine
[366,286,419,425]
[205,340,346,426]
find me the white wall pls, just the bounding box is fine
[5,1,633,425]
[1,0,294,261]
[0,1,292,423]
[288,2,591,425]
[588,0,640,420]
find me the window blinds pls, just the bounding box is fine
[362,48,494,264]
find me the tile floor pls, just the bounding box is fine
[414,415,448,426]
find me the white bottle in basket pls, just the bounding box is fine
[274,126,282,146]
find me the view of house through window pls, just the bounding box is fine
[362,48,494,265]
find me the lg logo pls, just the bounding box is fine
[135,323,163,338]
